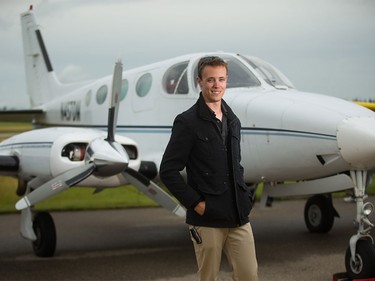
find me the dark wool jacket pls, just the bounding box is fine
[160,93,253,227]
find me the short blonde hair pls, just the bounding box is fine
[197,56,228,79]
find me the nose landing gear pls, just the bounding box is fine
[344,170,375,279]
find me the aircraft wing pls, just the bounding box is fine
[354,101,375,111]
[0,109,44,122]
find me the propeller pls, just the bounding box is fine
[123,168,186,217]
[15,61,128,210]
[16,60,185,217]
[107,60,122,142]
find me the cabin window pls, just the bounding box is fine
[136,73,152,97]
[163,61,189,94]
[241,55,295,89]
[96,85,108,105]
[194,56,260,89]
[120,79,129,101]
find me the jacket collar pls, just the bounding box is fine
[197,92,236,122]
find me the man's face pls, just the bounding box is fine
[197,65,227,104]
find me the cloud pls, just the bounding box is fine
[58,64,90,83]
[0,0,374,108]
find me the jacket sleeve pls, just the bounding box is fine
[160,114,202,209]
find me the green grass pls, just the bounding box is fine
[0,122,32,132]
[0,122,32,141]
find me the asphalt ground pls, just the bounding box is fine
[0,196,374,281]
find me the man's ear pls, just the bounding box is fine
[197,76,202,88]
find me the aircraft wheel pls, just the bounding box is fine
[345,239,375,279]
[32,212,56,257]
[304,195,334,233]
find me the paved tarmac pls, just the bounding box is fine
[0,197,374,281]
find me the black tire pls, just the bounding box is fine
[304,195,335,233]
[32,212,56,257]
[345,239,375,279]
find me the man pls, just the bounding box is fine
[160,56,258,281]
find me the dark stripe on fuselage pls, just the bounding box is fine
[32,123,336,141]
[241,127,336,141]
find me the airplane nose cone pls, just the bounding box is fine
[87,138,129,176]
[337,117,375,170]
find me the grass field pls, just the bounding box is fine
[0,122,374,214]
[0,122,32,141]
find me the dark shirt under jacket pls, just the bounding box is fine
[210,106,228,146]
[160,93,253,228]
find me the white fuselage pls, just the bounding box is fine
[28,53,375,185]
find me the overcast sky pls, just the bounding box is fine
[1,0,374,108]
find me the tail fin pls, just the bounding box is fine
[21,7,61,107]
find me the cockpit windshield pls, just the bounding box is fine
[240,55,295,89]
[194,55,261,89]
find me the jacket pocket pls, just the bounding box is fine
[236,181,253,214]
[196,133,214,158]
[196,174,229,195]
[202,193,232,221]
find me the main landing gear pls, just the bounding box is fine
[20,207,57,257]
[304,194,339,233]
[32,212,56,257]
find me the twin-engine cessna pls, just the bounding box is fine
[0,7,374,279]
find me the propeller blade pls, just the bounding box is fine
[123,168,186,217]
[15,163,96,210]
[107,60,123,142]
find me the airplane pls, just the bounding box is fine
[0,6,374,279]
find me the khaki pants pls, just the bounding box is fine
[190,223,258,281]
